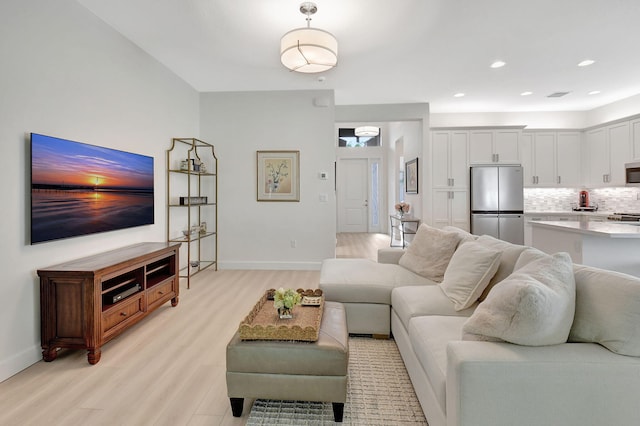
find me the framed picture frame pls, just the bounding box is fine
[257,150,300,202]
[405,157,418,194]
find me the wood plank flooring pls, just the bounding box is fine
[0,233,388,426]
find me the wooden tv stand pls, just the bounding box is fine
[38,242,181,365]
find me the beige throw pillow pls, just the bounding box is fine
[398,224,462,282]
[569,264,640,356]
[475,235,528,301]
[439,241,502,311]
[462,251,576,346]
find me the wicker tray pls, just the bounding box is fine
[239,291,324,342]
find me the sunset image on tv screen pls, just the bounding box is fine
[30,133,154,244]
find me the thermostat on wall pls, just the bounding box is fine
[319,171,328,180]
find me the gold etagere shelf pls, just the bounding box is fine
[166,138,218,289]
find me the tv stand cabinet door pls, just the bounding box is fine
[40,275,100,363]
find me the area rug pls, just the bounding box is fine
[246,337,429,425]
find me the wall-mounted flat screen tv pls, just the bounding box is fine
[30,133,154,244]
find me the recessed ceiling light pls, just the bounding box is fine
[453,93,465,98]
[578,59,595,67]
[520,91,533,96]
[490,61,506,68]
[588,90,601,95]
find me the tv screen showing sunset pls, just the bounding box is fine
[31,133,154,244]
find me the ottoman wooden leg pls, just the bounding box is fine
[332,402,344,422]
[230,397,244,417]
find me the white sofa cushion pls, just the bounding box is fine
[462,252,576,346]
[399,224,462,283]
[319,258,435,305]
[440,241,502,311]
[475,235,528,301]
[569,264,640,356]
[392,285,475,332]
[409,315,469,416]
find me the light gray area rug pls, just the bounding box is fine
[247,337,429,425]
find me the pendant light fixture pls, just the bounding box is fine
[354,126,380,137]
[280,2,338,73]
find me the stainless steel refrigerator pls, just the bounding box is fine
[470,166,524,244]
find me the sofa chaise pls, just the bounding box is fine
[320,224,640,426]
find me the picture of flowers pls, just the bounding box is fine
[257,150,300,201]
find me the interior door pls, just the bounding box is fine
[337,159,368,232]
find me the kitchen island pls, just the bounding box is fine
[531,220,640,277]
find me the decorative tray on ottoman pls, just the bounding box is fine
[239,289,324,342]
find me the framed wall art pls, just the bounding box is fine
[257,150,300,202]
[405,157,418,194]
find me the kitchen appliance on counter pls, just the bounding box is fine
[470,165,524,244]
[572,190,598,211]
[607,213,640,222]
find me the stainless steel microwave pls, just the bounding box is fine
[625,162,640,186]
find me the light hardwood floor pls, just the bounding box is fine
[0,233,389,426]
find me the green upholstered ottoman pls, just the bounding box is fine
[226,301,349,422]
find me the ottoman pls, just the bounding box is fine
[226,301,349,422]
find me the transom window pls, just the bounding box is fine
[338,128,381,147]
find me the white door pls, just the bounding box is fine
[338,159,368,232]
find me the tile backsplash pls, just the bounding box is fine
[524,187,640,213]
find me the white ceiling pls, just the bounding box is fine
[77,0,640,113]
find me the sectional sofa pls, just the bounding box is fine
[320,225,640,426]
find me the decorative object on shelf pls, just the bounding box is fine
[405,157,419,194]
[182,229,191,239]
[180,160,189,171]
[179,196,208,205]
[273,287,302,319]
[190,260,200,268]
[257,150,300,202]
[200,222,207,234]
[395,202,410,217]
[280,2,338,74]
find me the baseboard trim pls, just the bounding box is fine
[0,344,41,383]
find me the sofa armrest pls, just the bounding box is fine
[377,248,405,264]
[446,341,640,426]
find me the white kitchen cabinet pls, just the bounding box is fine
[632,118,640,160]
[431,131,468,189]
[555,132,582,186]
[469,129,520,164]
[522,131,581,187]
[432,189,469,231]
[586,122,631,186]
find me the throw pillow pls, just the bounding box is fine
[474,235,528,301]
[462,251,576,346]
[398,224,462,282]
[439,241,502,311]
[569,264,640,356]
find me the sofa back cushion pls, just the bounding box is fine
[439,241,502,311]
[475,235,528,300]
[462,251,576,346]
[569,264,640,356]
[398,224,462,282]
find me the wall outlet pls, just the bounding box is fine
[290,240,297,248]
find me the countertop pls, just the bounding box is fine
[530,220,640,238]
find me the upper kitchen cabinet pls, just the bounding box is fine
[431,131,468,189]
[632,118,640,160]
[469,129,520,164]
[586,121,631,186]
[522,131,581,187]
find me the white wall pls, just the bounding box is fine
[585,93,640,128]
[199,90,337,269]
[0,0,199,381]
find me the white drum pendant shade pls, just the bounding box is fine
[280,27,338,73]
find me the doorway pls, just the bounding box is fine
[336,158,383,233]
